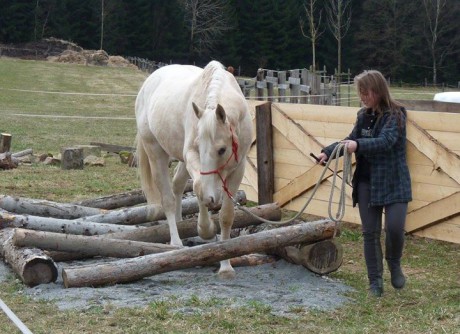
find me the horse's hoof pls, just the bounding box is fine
[218,269,236,280]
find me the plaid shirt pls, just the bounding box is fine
[322,107,412,207]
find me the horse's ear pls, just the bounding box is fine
[216,104,226,124]
[192,102,204,119]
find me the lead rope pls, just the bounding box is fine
[228,143,353,236]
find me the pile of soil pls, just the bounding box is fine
[0,37,136,68]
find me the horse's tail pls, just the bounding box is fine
[136,134,161,205]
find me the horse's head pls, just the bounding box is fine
[192,102,239,209]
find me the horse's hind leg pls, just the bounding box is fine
[172,162,189,221]
[141,140,182,246]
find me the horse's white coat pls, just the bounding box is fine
[135,61,252,277]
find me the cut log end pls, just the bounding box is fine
[22,258,58,287]
[300,239,343,275]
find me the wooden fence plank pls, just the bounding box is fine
[407,119,460,185]
[405,192,460,233]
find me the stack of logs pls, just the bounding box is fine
[0,187,342,288]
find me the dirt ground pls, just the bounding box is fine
[1,256,353,318]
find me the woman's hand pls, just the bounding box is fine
[317,152,328,164]
[341,140,358,153]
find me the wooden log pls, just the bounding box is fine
[73,189,147,209]
[0,229,58,286]
[0,133,12,153]
[277,239,343,275]
[105,203,281,243]
[0,195,105,219]
[11,149,33,158]
[62,219,336,288]
[73,180,194,209]
[61,147,84,170]
[0,152,18,170]
[89,142,135,153]
[12,228,178,258]
[229,254,279,267]
[74,190,247,225]
[0,209,143,235]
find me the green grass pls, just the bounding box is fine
[0,58,459,333]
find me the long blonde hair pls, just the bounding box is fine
[354,70,406,128]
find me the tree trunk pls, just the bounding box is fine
[74,190,247,225]
[105,203,281,243]
[0,195,104,219]
[62,219,336,288]
[0,229,58,286]
[0,209,143,235]
[12,228,179,258]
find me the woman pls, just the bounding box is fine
[317,70,412,297]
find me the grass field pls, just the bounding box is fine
[0,58,459,333]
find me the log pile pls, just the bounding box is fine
[0,188,343,288]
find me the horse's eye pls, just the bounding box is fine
[218,147,226,156]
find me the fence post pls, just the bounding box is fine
[255,102,274,204]
[278,71,288,103]
[256,69,266,101]
[289,69,300,104]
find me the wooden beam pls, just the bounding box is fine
[256,102,274,204]
[405,191,460,233]
[406,119,460,185]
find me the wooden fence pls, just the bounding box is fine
[238,68,352,106]
[239,100,460,244]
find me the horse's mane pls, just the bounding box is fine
[196,61,228,142]
[201,60,226,111]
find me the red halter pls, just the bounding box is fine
[200,126,239,197]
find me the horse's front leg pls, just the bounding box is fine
[184,149,216,240]
[217,194,236,279]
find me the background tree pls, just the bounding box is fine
[326,0,351,79]
[299,0,324,72]
[422,0,460,85]
[352,0,419,81]
[180,0,234,63]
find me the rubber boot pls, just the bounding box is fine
[363,231,384,297]
[385,233,406,289]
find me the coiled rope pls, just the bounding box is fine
[228,143,353,235]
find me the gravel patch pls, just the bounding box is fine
[1,258,354,317]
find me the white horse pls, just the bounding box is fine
[135,60,252,278]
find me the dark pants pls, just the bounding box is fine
[357,182,407,284]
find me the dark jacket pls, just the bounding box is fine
[322,107,412,207]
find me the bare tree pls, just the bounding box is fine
[180,0,233,61]
[422,0,460,85]
[326,0,352,82]
[100,0,105,50]
[34,0,54,40]
[299,0,324,72]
